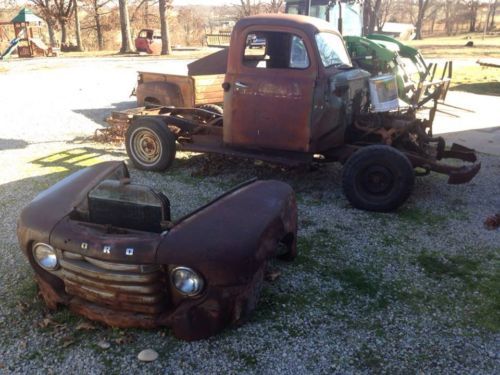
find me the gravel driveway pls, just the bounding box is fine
[0,56,498,374]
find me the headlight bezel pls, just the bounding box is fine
[170,266,204,297]
[32,242,59,271]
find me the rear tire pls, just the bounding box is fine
[125,118,176,171]
[198,104,223,115]
[342,145,414,212]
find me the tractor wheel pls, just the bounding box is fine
[125,118,176,171]
[342,145,414,212]
[198,104,223,115]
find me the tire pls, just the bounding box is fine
[198,104,223,115]
[125,118,176,171]
[342,145,414,212]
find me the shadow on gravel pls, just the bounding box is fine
[169,152,343,196]
[73,101,136,126]
[0,138,29,151]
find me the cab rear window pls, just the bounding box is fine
[243,31,310,70]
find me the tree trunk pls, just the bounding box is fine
[46,19,56,47]
[118,0,134,53]
[469,2,478,32]
[60,19,68,45]
[488,0,497,30]
[415,0,430,40]
[159,0,172,55]
[73,0,83,51]
[95,12,104,50]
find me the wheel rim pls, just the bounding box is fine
[359,165,394,196]
[131,128,162,165]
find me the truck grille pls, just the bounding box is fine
[58,250,168,314]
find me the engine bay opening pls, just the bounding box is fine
[84,179,171,233]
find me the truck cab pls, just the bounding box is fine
[223,15,369,153]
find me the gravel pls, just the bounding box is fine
[0,56,498,374]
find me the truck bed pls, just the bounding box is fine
[137,71,224,107]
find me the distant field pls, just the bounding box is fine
[407,33,500,58]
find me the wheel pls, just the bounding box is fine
[342,145,414,212]
[125,118,176,171]
[198,104,223,115]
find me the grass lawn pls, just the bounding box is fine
[449,64,500,96]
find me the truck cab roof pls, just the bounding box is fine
[234,14,342,39]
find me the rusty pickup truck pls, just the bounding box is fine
[109,14,480,212]
[17,161,297,340]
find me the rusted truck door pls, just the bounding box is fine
[223,29,317,152]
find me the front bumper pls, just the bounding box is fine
[32,244,263,341]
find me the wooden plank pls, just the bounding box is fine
[195,93,222,101]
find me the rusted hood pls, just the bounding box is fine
[17,162,129,250]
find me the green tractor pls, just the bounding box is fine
[285,0,452,109]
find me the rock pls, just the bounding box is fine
[138,349,159,362]
[97,340,111,350]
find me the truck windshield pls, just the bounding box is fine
[315,32,351,68]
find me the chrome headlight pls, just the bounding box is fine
[170,267,204,296]
[32,243,59,271]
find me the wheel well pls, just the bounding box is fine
[144,97,161,106]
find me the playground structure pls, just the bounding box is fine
[1,8,55,60]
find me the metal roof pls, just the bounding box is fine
[11,8,44,24]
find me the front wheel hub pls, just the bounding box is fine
[361,166,394,195]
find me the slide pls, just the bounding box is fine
[29,37,48,51]
[0,37,20,60]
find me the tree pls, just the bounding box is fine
[487,0,497,30]
[415,0,432,39]
[73,0,83,50]
[159,0,171,55]
[363,0,383,34]
[118,0,134,53]
[236,0,262,17]
[468,0,479,32]
[82,0,113,50]
[265,0,284,13]
[53,0,75,45]
[30,0,58,46]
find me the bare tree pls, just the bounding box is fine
[73,0,83,50]
[265,0,284,13]
[487,0,497,30]
[363,0,383,34]
[415,0,432,39]
[159,0,171,54]
[53,0,74,45]
[30,0,58,46]
[118,0,134,53]
[236,0,262,17]
[468,0,479,32]
[376,0,393,32]
[82,0,113,50]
